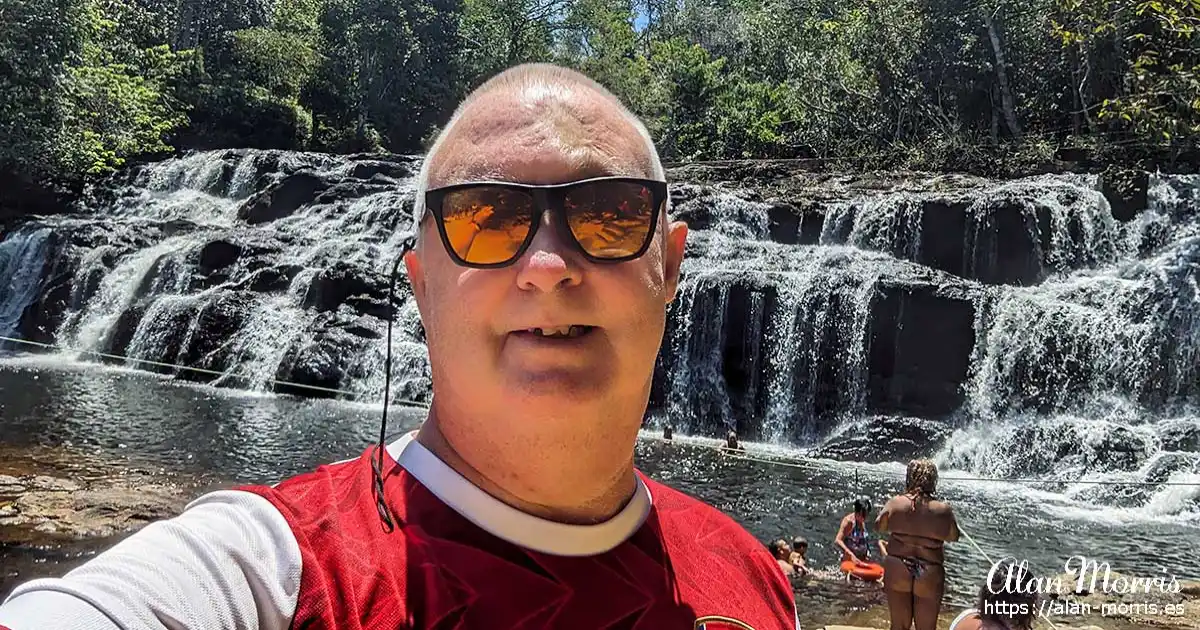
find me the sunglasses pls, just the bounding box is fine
[423,176,668,268]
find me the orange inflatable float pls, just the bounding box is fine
[841,560,885,581]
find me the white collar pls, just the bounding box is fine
[387,432,653,557]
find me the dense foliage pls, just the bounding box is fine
[1,0,1197,186]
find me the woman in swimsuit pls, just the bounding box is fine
[949,558,1038,630]
[835,497,874,565]
[876,459,960,630]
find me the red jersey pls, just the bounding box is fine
[240,435,798,630]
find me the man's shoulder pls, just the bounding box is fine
[241,448,373,499]
[641,476,768,558]
[641,476,797,628]
[235,447,388,532]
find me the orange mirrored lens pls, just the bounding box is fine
[441,187,534,265]
[564,182,655,259]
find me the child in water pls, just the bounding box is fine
[790,536,809,576]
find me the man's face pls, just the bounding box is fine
[406,87,687,433]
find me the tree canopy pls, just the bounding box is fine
[1,0,1197,186]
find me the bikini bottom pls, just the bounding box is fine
[895,555,936,579]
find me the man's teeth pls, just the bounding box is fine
[527,326,588,338]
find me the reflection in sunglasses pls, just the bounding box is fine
[444,203,532,263]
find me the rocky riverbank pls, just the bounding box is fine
[0,445,193,543]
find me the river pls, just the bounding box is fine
[2,357,1196,629]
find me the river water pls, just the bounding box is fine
[2,357,1196,629]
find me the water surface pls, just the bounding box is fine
[1,358,1196,628]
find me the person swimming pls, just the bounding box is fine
[949,558,1038,630]
[771,539,797,577]
[724,430,744,451]
[876,459,960,630]
[835,497,874,565]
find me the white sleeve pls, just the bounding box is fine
[0,490,301,630]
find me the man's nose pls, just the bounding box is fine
[515,210,582,292]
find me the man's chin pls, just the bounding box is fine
[503,367,611,403]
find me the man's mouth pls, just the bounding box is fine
[514,325,596,339]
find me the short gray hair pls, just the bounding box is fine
[411,63,665,234]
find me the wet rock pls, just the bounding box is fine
[131,253,185,300]
[867,278,977,417]
[238,171,333,224]
[192,238,280,289]
[0,474,28,497]
[176,291,257,382]
[1151,452,1200,481]
[654,252,983,435]
[3,483,182,539]
[312,179,396,206]
[768,201,827,245]
[346,159,411,181]
[1160,420,1200,452]
[274,313,375,398]
[0,449,187,543]
[1100,167,1149,222]
[105,297,198,373]
[820,178,1118,286]
[0,170,70,223]
[669,185,768,238]
[242,264,304,293]
[198,240,244,272]
[15,222,158,346]
[28,475,80,492]
[301,261,403,317]
[816,416,953,463]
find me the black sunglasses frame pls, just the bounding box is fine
[423,176,669,269]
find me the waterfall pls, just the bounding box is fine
[967,174,1200,417]
[0,151,1196,515]
[938,175,1200,505]
[0,227,51,349]
[0,150,422,401]
[661,233,943,443]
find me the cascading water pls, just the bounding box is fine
[936,175,1200,516]
[0,151,1196,517]
[818,175,1121,286]
[662,236,898,443]
[0,226,51,348]
[2,149,429,404]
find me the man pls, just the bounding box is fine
[771,540,796,577]
[0,63,798,629]
[877,460,959,630]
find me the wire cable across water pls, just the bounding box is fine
[2,333,1198,489]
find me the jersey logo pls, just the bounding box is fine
[695,615,758,630]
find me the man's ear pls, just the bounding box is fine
[404,245,426,312]
[663,220,688,304]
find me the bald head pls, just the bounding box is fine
[401,64,689,524]
[412,63,665,231]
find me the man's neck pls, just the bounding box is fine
[413,410,639,525]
